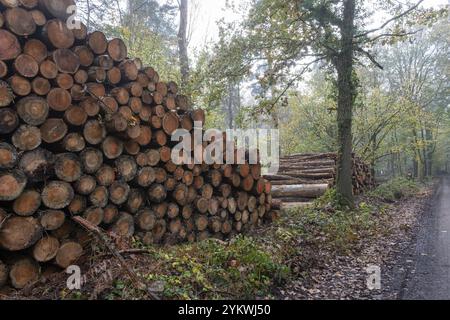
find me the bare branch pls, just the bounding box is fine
[356,47,384,69]
[355,0,424,38]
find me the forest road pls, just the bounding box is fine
[400,176,450,300]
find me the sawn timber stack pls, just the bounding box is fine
[267,153,374,209]
[0,0,275,290]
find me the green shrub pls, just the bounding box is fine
[136,236,290,300]
[370,177,420,202]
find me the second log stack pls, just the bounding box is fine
[266,153,375,208]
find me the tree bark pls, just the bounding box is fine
[178,0,189,88]
[334,0,356,207]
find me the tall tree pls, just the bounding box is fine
[178,0,190,88]
[201,0,444,206]
[334,0,356,205]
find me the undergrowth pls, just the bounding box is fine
[105,236,290,300]
[71,178,427,300]
[369,177,421,202]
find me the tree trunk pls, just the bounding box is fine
[178,0,189,88]
[334,0,356,207]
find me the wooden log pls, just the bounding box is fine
[30,9,46,26]
[89,186,108,208]
[74,175,96,196]
[86,82,105,97]
[14,54,39,78]
[154,167,167,184]
[83,119,106,145]
[0,108,18,134]
[80,147,103,174]
[4,7,36,36]
[59,135,83,160]
[31,76,51,95]
[24,39,47,63]
[56,73,74,90]
[108,38,127,62]
[9,75,31,96]
[201,184,213,199]
[39,0,76,20]
[0,142,18,169]
[68,195,87,215]
[74,69,88,84]
[0,80,14,107]
[42,19,74,49]
[124,140,140,156]
[0,0,19,10]
[0,30,21,60]
[196,197,209,214]
[103,204,119,224]
[50,220,74,240]
[162,112,179,135]
[83,206,104,226]
[32,236,60,262]
[87,31,108,55]
[208,198,219,215]
[73,45,94,67]
[107,67,121,85]
[40,118,67,143]
[42,181,74,209]
[119,59,138,81]
[0,169,27,201]
[111,87,129,105]
[135,209,156,231]
[125,189,145,214]
[47,88,72,112]
[111,212,135,238]
[102,136,123,160]
[271,184,329,199]
[12,189,41,216]
[95,165,115,186]
[152,219,166,243]
[137,167,156,187]
[109,181,130,206]
[64,106,87,127]
[0,216,42,251]
[115,155,137,182]
[40,59,58,79]
[87,66,106,83]
[195,215,208,232]
[134,125,152,146]
[54,153,82,182]
[55,241,83,269]
[19,0,38,9]
[148,184,167,203]
[152,203,168,219]
[72,21,88,42]
[18,148,55,182]
[9,257,40,289]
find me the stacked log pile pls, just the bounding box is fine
[267,153,374,207]
[0,0,274,290]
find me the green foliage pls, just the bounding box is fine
[280,190,385,252]
[370,178,420,202]
[139,236,289,300]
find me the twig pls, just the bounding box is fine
[97,249,154,258]
[71,216,160,300]
[0,214,12,229]
[355,0,424,38]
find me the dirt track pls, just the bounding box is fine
[399,176,450,300]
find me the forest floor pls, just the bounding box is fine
[1,179,436,300]
[274,181,436,300]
